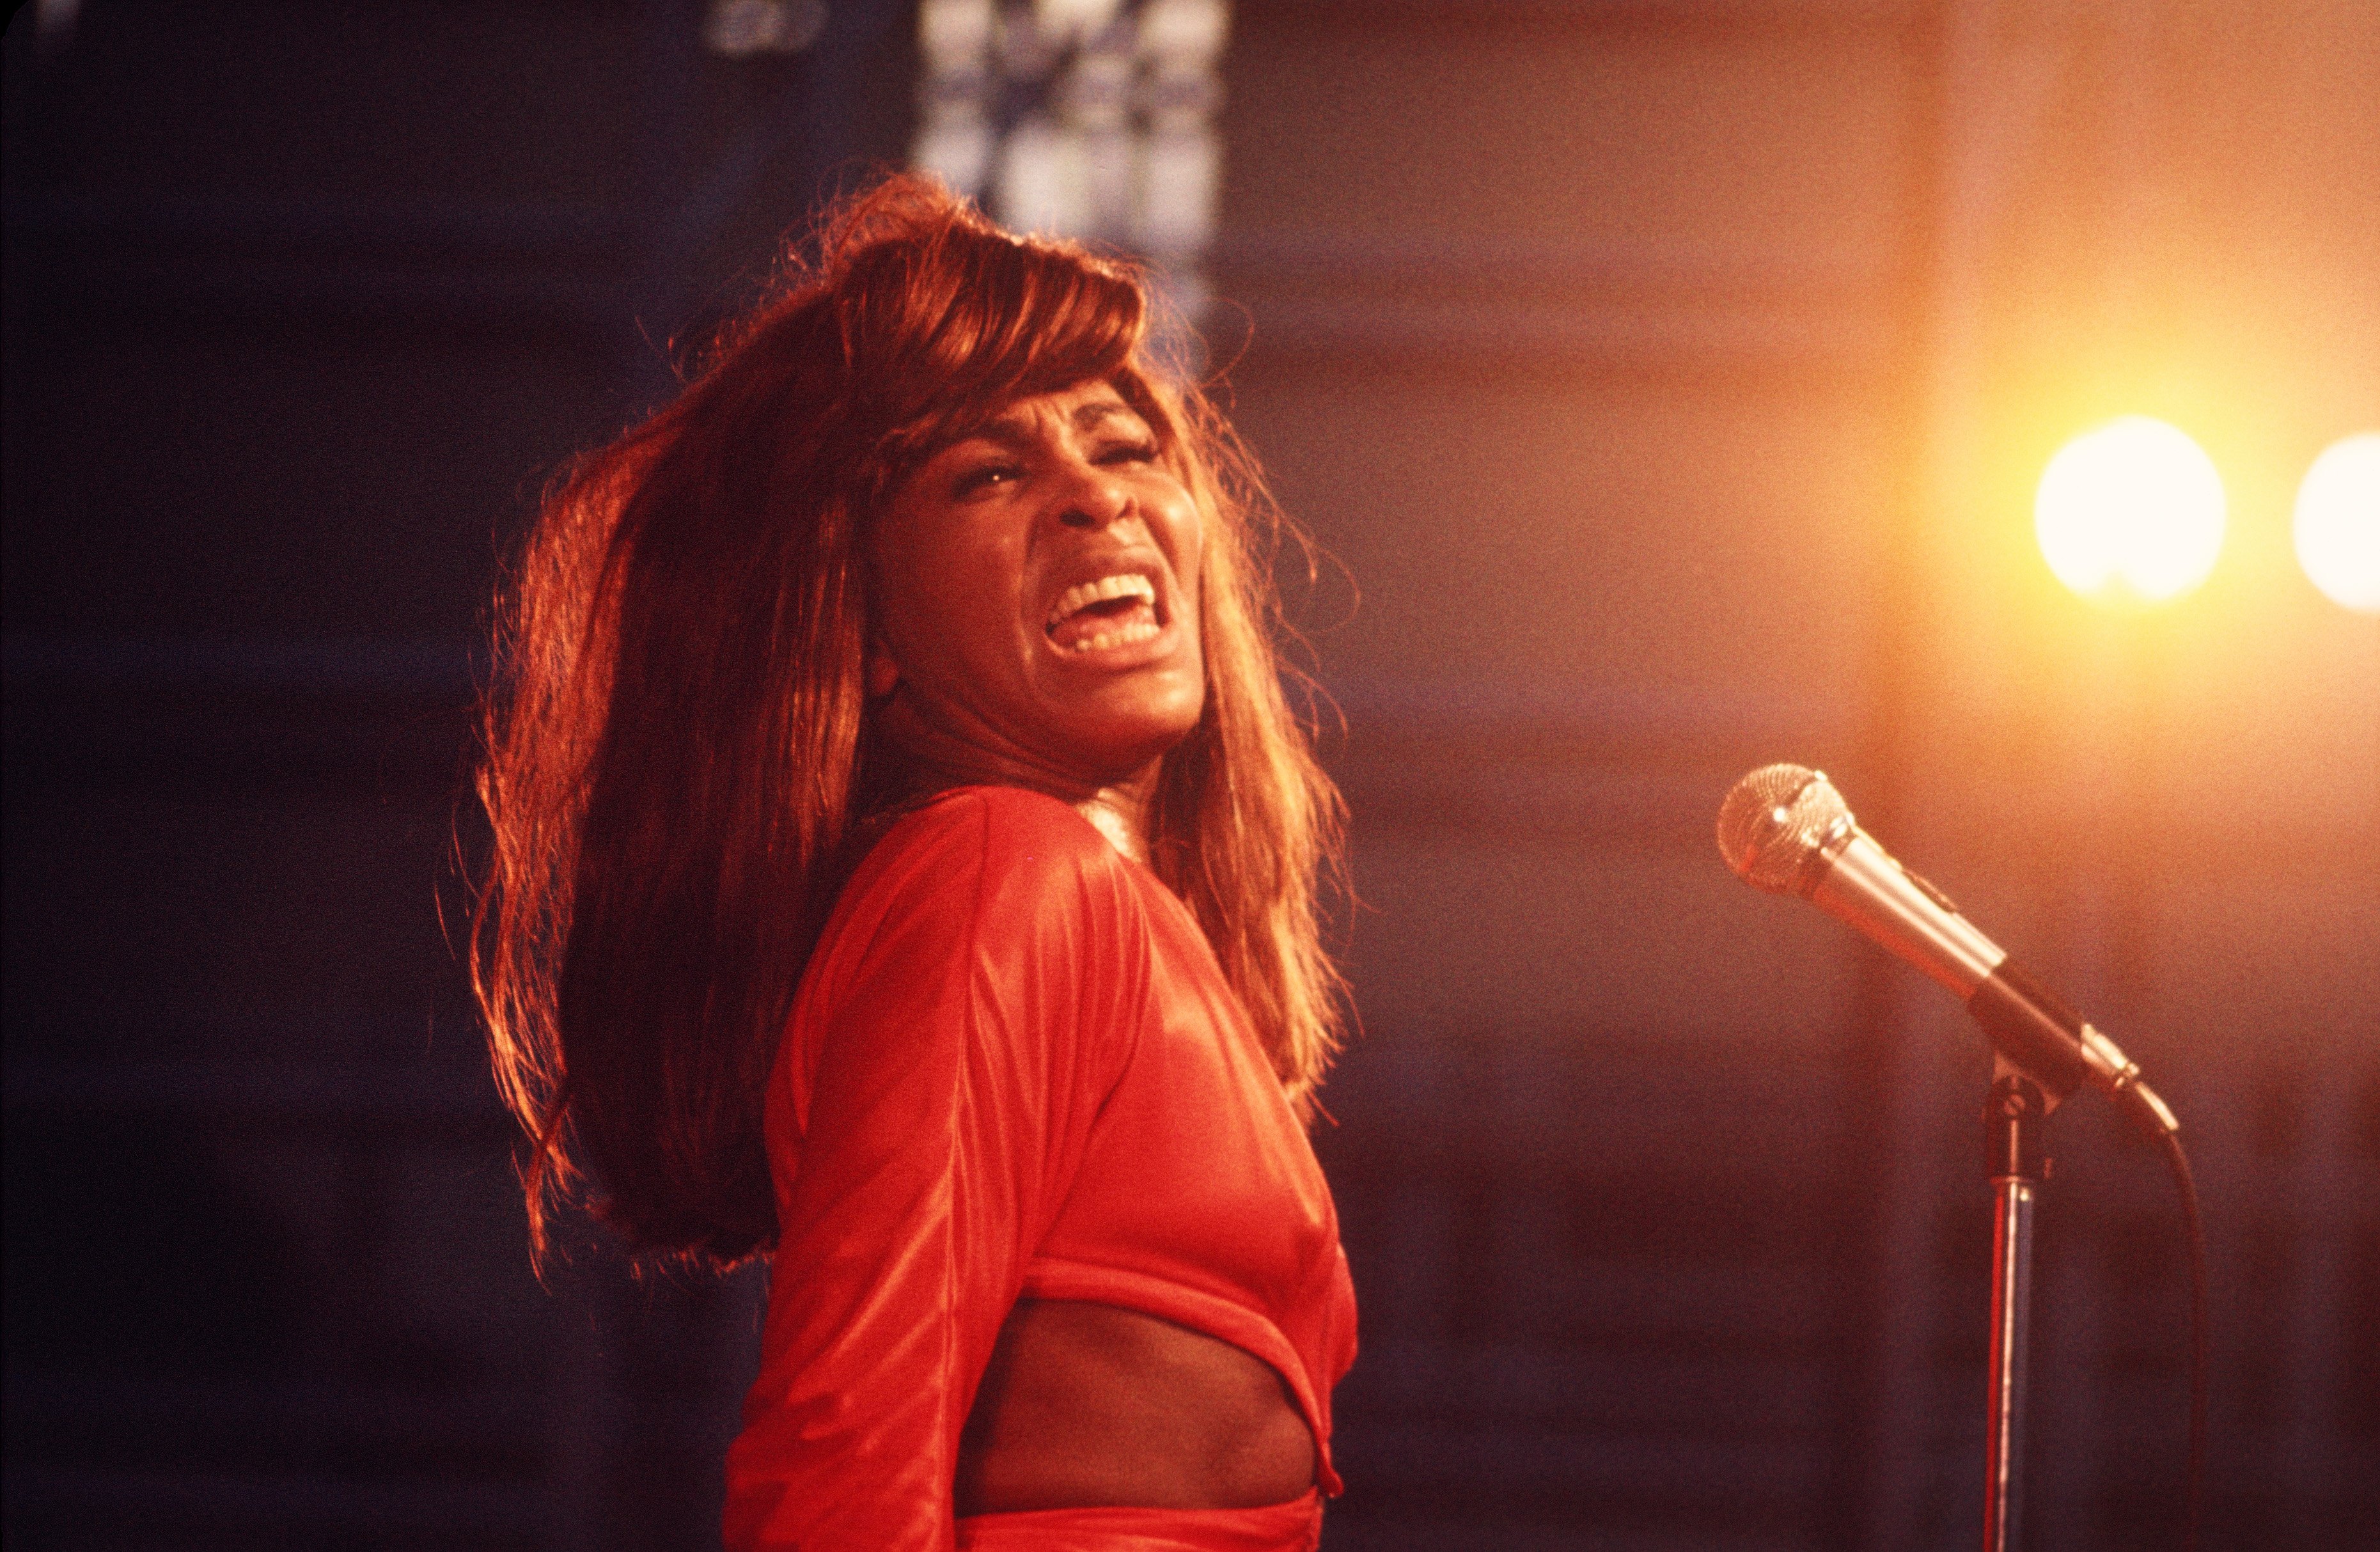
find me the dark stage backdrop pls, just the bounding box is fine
[5,4,2375,1550]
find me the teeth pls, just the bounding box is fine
[1047,572,1156,626]
[1070,619,1161,653]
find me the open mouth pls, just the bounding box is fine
[1045,572,1163,654]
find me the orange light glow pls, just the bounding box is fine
[2292,433,2380,615]
[2034,418,2227,604]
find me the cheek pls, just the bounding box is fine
[1161,498,1207,630]
[879,526,1024,678]
[871,517,957,675]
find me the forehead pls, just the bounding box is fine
[953,380,1145,448]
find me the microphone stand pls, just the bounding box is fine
[1981,1070,2048,1552]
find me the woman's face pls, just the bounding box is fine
[868,379,1207,791]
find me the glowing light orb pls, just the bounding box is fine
[2292,433,2380,615]
[2034,417,2227,603]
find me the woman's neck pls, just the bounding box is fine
[870,706,1159,864]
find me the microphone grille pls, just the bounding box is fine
[1716,763,1852,895]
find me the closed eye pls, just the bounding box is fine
[1095,439,1161,467]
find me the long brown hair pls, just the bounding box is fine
[474,175,1345,1269]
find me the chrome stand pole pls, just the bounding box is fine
[1982,1074,2047,1552]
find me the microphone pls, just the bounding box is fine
[1716,763,2178,1134]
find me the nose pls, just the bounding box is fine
[1056,461,1134,530]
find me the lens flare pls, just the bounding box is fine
[2293,433,2380,615]
[2034,417,2227,604]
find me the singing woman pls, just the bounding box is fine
[474,173,1355,1551]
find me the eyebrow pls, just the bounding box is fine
[1071,398,1137,433]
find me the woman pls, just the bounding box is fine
[474,175,1355,1551]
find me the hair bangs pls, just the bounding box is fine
[844,225,1152,493]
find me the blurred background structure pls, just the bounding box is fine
[4,1,2374,1548]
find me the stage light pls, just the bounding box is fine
[2035,417,2227,604]
[2292,433,2380,615]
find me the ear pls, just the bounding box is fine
[865,641,900,699]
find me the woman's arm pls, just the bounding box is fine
[723,794,1139,1551]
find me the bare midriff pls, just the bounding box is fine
[953,1299,1317,1515]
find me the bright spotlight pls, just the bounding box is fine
[2293,433,2380,615]
[2034,417,2227,604]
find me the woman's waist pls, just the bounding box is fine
[1017,1252,1356,1422]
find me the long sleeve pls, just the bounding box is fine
[723,793,1145,1551]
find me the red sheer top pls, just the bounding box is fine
[721,787,1358,1551]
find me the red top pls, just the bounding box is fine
[721,787,1358,1551]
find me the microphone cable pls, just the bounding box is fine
[2124,1088,2207,1552]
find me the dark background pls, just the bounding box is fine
[6,2,2376,1549]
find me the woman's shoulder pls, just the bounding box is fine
[833,785,1133,934]
[801,785,1150,1026]
[873,785,1123,875]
